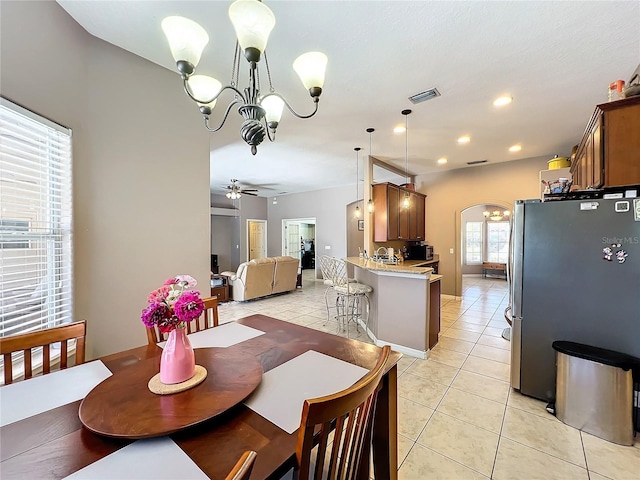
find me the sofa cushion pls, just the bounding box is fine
[240,258,275,300]
[272,256,300,294]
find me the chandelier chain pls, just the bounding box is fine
[230,41,240,89]
[264,52,275,93]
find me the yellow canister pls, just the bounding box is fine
[548,155,570,170]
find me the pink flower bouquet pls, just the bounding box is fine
[141,275,204,333]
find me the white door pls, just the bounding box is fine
[248,220,266,260]
[284,222,301,261]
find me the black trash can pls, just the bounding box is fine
[552,341,639,446]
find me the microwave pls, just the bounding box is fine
[409,245,434,261]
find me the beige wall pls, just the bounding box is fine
[418,156,548,295]
[267,185,354,277]
[1,1,211,357]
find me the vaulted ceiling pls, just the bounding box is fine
[57,1,640,197]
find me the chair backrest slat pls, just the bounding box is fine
[24,349,32,379]
[3,354,12,385]
[225,450,257,480]
[0,321,86,385]
[294,345,391,480]
[60,339,69,369]
[43,345,51,375]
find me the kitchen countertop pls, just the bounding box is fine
[345,257,434,275]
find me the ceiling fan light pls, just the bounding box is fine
[161,16,209,68]
[187,75,222,108]
[261,95,285,123]
[293,52,328,91]
[228,0,275,56]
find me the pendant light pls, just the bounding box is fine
[402,109,412,209]
[354,147,362,218]
[366,128,375,213]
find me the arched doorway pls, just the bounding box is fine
[454,202,512,297]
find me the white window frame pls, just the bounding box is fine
[464,221,483,265]
[486,221,510,263]
[0,97,73,341]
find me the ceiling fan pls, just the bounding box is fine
[224,179,258,199]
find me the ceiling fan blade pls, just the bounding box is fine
[241,189,258,192]
[243,192,258,196]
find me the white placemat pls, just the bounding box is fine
[0,361,112,427]
[244,350,369,434]
[63,437,208,479]
[158,322,265,349]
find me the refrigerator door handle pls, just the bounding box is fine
[504,305,512,326]
[511,316,522,389]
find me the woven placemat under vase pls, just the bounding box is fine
[148,365,207,395]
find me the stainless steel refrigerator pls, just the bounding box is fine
[509,197,640,401]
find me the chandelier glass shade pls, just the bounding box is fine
[484,210,510,221]
[161,0,328,155]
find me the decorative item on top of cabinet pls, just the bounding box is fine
[571,96,640,189]
[372,183,426,241]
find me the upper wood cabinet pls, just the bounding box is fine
[372,183,426,241]
[571,96,640,189]
[410,192,425,241]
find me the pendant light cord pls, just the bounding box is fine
[401,109,412,185]
[405,114,408,184]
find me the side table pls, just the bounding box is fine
[210,275,230,303]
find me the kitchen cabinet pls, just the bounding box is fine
[372,183,426,241]
[571,96,640,189]
[409,192,425,241]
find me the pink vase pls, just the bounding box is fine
[160,326,195,384]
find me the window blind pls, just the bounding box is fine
[0,98,73,337]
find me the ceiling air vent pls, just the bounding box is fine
[467,160,488,165]
[408,88,441,104]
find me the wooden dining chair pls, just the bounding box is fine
[0,320,86,385]
[294,345,391,480]
[145,296,219,344]
[225,450,257,480]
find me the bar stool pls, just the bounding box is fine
[318,255,338,324]
[331,258,372,338]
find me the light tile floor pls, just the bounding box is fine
[218,271,640,480]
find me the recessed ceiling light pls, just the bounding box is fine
[457,135,471,144]
[509,144,522,152]
[493,96,513,107]
[393,126,406,134]
[437,158,448,165]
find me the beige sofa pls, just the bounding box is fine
[222,256,300,301]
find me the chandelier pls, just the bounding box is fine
[161,0,328,155]
[484,210,510,221]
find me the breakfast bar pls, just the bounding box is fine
[345,257,443,358]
